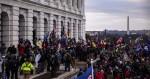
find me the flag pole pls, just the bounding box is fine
[91,59,94,79]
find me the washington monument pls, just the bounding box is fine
[127,16,130,35]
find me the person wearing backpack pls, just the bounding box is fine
[63,51,71,72]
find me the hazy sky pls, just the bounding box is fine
[85,0,150,31]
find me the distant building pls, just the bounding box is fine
[127,16,130,35]
[86,30,149,36]
[146,30,150,39]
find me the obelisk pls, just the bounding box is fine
[127,16,130,35]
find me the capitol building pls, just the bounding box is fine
[0,0,85,47]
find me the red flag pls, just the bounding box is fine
[116,37,123,45]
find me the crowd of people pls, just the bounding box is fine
[77,37,150,79]
[0,35,149,79]
[0,37,98,79]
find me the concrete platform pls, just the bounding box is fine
[20,59,98,79]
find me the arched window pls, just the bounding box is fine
[1,12,10,46]
[19,15,25,40]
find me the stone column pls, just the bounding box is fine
[64,17,68,34]
[57,15,61,39]
[39,12,44,39]
[78,0,82,11]
[50,14,54,33]
[73,0,77,9]
[55,0,61,9]
[82,20,86,40]
[80,21,82,39]
[0,4,2,43]
[64,0,68,6]
[26,9,33,44]
[75,20,79,41]
[81,0,85,15]
[68,0,72,7]
[50,0,54,7]
[39,0,45,4]
[70,18,73,38]
[61,0,65,5]
[78,21,81,39]
[10,6,19,46]
[73,21,76,38]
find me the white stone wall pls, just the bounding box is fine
[0,0,86,46]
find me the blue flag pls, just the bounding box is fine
[136,44,141,52]
[60,34,67,45]
[76,66,92,79]
[44,32,49,41]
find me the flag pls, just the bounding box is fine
[143,41,150,56]
[36,39,42,49]
[57,42,61,52]
[5,74,7,79]
[76,66,92,79]
[92,41,96,48]
[60,33,67,45]
[136,44,141,52]
[24,39,31,47]
[143,40,150,54]
[43,32,49,41]
[67,28,70,38]
[61,25,65,37]
[66,32,69,39]
[116,37,123,45]
[95,35,98,42]
[50,26,56,38]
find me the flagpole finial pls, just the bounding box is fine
[91,59,93,63]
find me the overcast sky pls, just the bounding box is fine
[85,0,150,31]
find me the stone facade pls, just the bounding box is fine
[0,0,86,47]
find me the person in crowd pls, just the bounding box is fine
[10,45,17,56]
[0,42,6,56]
[7,44,12,54]
[50,54,59,77]
[63,51,71,72]
[38,49,45,72]
[21,58,34,79]
[0,58,3,79]
[34,49,41,74]
[77,67,83,77]
[5,55,11,79]
[18,43,25,57]
[70,48,76,69]
[95,70,105,79]
[10,56,19,79]
[46,46,52,72]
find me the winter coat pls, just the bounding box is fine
[10,59,19,71]
[95,72,105,79]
